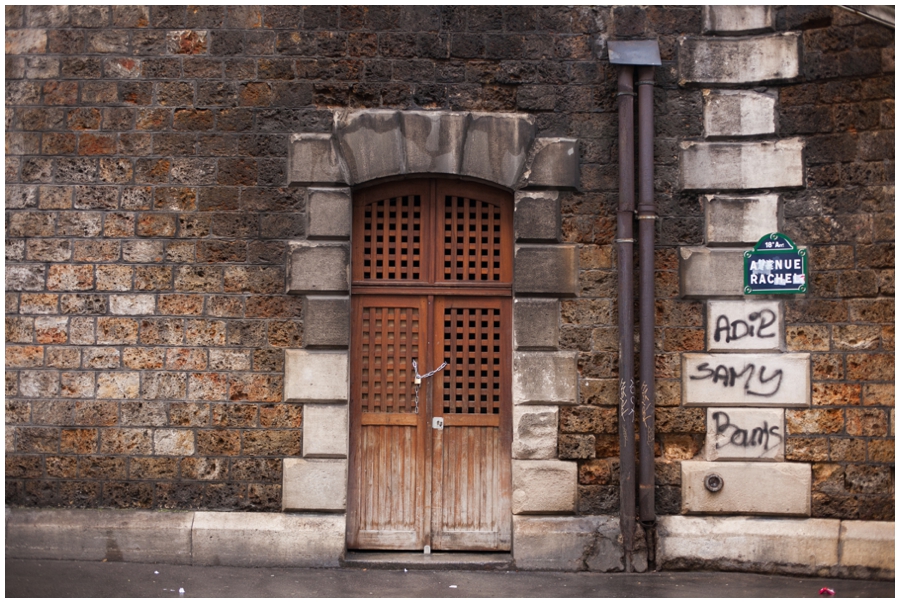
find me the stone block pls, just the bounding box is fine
[513,516,630,571]
[109,294,155,316]
[401,110,468,175]
[461,113,535,188]
[192,511,344,567]
[512,459,577,514]
[513,351,577,405]
[302,404,348,458]
[514,191,560,242]
[514,245,578,296]
[680,139,804,190]
[704,194,780,245]
[705,408,784,461]
[707,300,783,352]
[679,33,800,85]
[657,515,839,574]
[512,405,558,460]
[336,110,404,184]
[681,460,811,516]
[288,243,349,294]
[288,133,346,186]
[282,458,347,512]
[678,247,745,297]
[683,353,811,407]
[284,350,348,403]
[839,521,895,578]
[307,188,351,240]
[702,6,774,34]
[5,508,192,564]
[703,90,776,137]
[524,138,579,189]
[514,298,559,349]
[303,296,350,348]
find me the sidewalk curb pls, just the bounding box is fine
[5,507,894,579]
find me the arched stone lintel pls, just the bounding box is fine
[289,110,580,191]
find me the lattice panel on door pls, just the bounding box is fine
[441,306,502,415]
[361,195,423,281]
[360,305,419,413]
[441,196,505,282]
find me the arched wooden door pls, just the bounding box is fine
[347,179,513,551]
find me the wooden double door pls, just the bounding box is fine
[347,179,513,552]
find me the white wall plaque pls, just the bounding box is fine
[683,353,810,407]
[705,407,784,461]
[707,300,783,352]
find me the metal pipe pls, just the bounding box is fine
[636,65,657,528]
[615,65,636,572]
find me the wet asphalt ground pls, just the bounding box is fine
[5,559,895,598]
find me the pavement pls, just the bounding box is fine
[5,559,895,598]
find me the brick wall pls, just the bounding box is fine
[5,6,893,519]
[778,7,894,520]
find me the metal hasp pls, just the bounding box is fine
[610,38,660,573]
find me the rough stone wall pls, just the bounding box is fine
[561,7,706,516]
[4,5,892,521]
[4,5,624,512]
[777,7,894,520]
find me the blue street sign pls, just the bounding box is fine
[743,233,808,295]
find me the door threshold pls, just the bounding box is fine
[342,551,513,571]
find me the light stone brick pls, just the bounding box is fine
[400,110,468,175]
[678,247,745,297]
[6,29,48,55]
[512,405,558,460]
[288,133,347,186]
[683,353,810,407]
[702,6,774,34]
[302,404,348,458]
[839,521,895,576]
[658,515,839,574]
[19,370,59,398]
[153,429,195,456]
[336,110,404,184]
[512,459,577,514]
[303,296,350,349]
[524,138,579,189]
[5,508,193,564]
[282,458,347,512]
[706,300,783,352]
[109,294,155,316]
[514,298,559,350]
[462,113,535,188]
[192,511,344,567]
[703,90,776,137]
[514,245,578,296]
[705,408,784,461]
[287,243,349,295]
[284,350,348,403]
[680,139,804,190]
[514,191,560,242]
[513,516,632,571]
[679,33,800,85]
[704,194,780,245]
[681,460,811,516]
[513,351,577,405]
[307,188,351,240]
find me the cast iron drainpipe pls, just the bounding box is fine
[615,65,637,573]
[637,64,658,562]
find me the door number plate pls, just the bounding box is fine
[432,417,444,430]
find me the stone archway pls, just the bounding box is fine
[280,109,581,559]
